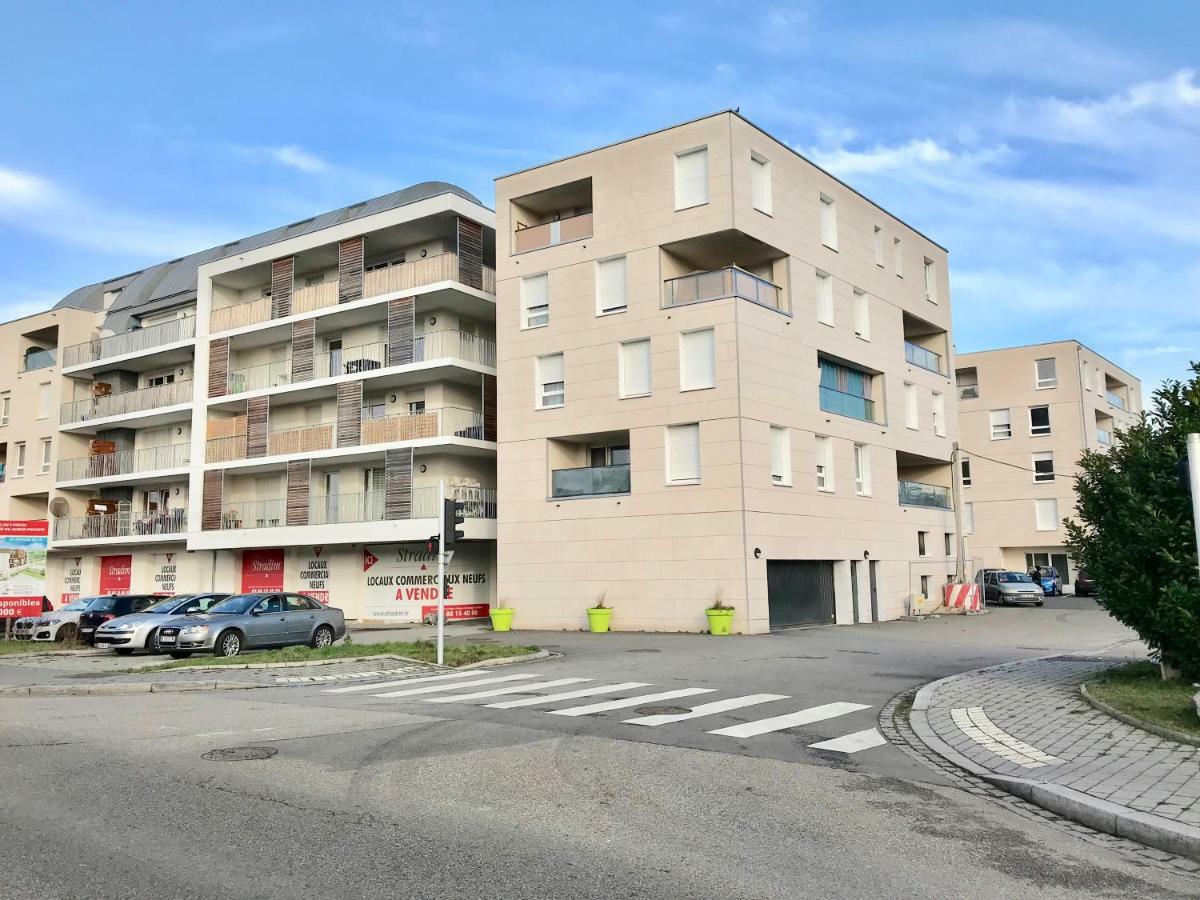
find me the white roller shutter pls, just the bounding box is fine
[668,423,700,482]
[597,256,627,313]
[674,148,709,209]
[620,339,651,397]
[521,274,549,328]
[680,328,715,390]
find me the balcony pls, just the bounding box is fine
[663,267,783,313]
[898,480,952,510]
[551,464,630,499]
[819,385,876,423]
[513,212,593,253]
[1097,428,1112,446]
[21,348,56,372]
[57,443,190,483]
[958,384,979,400]
[228,358,292,394]
[52,507,187,542]
[221,486,496,530]
[62,380,193,425]
[1106,390,1126,410]
[62,317,196,369]
[905,341,944,375]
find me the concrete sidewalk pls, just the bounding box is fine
[910,655,1200,861]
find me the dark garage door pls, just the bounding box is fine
[767,560,836,628]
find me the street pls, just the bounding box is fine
[2,599,1197,899]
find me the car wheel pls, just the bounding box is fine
[214,630,242,658]
[144,629,159,653]
[168,652,193,660]
[1036,601,1044,607]
[115,649,134,656]
[58,623,78,644]
[310,625,335,649]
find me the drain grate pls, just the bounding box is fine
[634,705,690,716]
[627,648,661,654]
[202,746,278,762]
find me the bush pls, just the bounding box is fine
[1066,362,1200,678]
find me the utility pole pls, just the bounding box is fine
[951,441,966,583]
[436,479,445,666]
[1189,434,1200,579]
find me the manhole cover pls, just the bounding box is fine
[634,705,690,716]
[202,746,278,762]
[626,648,661,654]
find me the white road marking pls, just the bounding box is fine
[707,702,870,738]
[373,673,541,698]
[422,678,591,703]
[623,694,790,727]
[548,688,715,717]
[808,728,888,753]
[951,707,1061,768]
[486,682,653,709]
[325,670,488,694]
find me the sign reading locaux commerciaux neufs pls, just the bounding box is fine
[362,543,490,622]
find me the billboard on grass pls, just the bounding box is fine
[0,520,48,618]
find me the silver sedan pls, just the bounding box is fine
[93,593,230,655]
[154,592,345,658]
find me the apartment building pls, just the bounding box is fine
[955,341,1141,582]
[35,182,497,619]
[495,111,959,633]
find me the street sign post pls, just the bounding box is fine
[437,480,445,666]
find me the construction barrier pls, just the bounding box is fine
[944,582,982,612]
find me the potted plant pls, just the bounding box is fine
[705,591,735,636]
[586,592,613,633]
[489,599,514,633]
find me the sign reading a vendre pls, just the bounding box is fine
[362,543,489,622]
[0,520,49,618]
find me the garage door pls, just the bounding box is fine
[767,561,836,628]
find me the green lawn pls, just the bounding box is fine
[0,639,81,655]
[130,639,539,672]
[1087,661,1200,740]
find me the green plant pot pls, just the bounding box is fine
[490,608,514,632]
[586,607,612,633]
[705,608,735,636]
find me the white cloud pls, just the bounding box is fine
[0,166,59,210]
[220,143,331,174]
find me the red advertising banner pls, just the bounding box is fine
[420,603,490,621]
[0,597,42,617]
[241,548,285,592]
[98,554,133,595]
[0,521,48,537]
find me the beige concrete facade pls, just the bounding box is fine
[956,341,1141,581]
[495,111,959,634]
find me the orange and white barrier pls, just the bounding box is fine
[944,583,982,612]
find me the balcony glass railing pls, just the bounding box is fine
[551,464,631,499]
[905,341,944,374]
[61,380,193,424]
[514,212,593,253]
[819,386,876,423]
[309,491,386,526]
[219,486,496,529]
[62,317,196,369]
[957,384,979,400]
[1106,390,1126,410]
[228,358,292,393]
[663,267,784,313]
[21,349,57,372]
[1097,428,1112,446]
[57,443,190,482]
[898,480,952,510]
[221,499,285,530]
[52,507,187,542]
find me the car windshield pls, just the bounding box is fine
[59,601,89,612]
[83,596,119,612]
[1042,567,1058,577]
[144,596,189,614]
[999,572,1033,583]
[206,594,269,615]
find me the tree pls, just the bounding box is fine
[1065,362,1200,679]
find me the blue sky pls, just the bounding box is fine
[0,1,1196,389]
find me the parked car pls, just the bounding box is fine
[973,568,1003,587]
[93,593,231,655]
[77,595,159,645]
[1075,569,1096,597]
[31,599,94,643]
[1029,566,1062,596]
[8,598,53,640]
[982,571,1045,606]
[155,592,345,658]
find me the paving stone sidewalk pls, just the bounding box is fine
[910,655,1200,858]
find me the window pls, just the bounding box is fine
[596,256,627,315]
[521,273,549,329]
[815,271,834,325]
[905,383,919,430]
[961,457,972,487]
[873,226,884,266]
[40,438,51,474]
[408,400,426,415]
[853,289,870,339]
[361,399,386,420]
[819,359,875,422]
[963,501,975,534]
[921,574,930,597]
[854,443,870,495]
[1035,497,1059,531]
[893,237,903,276]
[819,194,838,249]
[536,353,564,409]
[37,382,51,419]
[923,257,937,302]
[666,423,700,483]
[146,370,176,388]
[1033,451,1055,483]
[932,392,946,436]
[619,339,652,398]
[674,147,709,210]
[1,391,10,425]
[990,409,1012,440]
[770,425,791,485]
[815,435,833,491]
[679,328,716,391]
[918,531,928,557]
[1030,406,1051,436]
[14,442,25,477]
[956,368,979,400]
[944,532,953,557]
[1035,357,1057,389]
[751,153,772,214]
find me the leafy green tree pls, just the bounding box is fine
[1066,362,1200,679]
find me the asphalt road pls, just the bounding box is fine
[2,598,1196,899]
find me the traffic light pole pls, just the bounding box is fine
[437,479,445,666]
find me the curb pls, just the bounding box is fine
[909,666,1200,862]
[1079,683,1200,748]
[456,648,555,670]
[0,680,263,697]
[124,653,433,675]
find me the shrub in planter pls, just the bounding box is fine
[586,592,612,633]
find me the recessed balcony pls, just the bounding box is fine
[61,380,193,427]
[62,317,196,370]
[511,178,593,254]
[903,313,948,376]
[21,347,57,372]
[897,480,952,510]
[551,463,631,499]
[57,443,190,484]
[904,341,943,375]
[219,485,496,530]
[663,267,783,313]
[658,231,789,316]
[51,507,187,542]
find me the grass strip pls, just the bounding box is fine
[1086,661,1200,739]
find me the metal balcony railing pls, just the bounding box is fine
[221,499,286,530]
[57,443,190,482]
[905,341,944,374]
[61,380,192,424]
[663,267,784,313]
[22,349,57,372]
[52,507,187,541]
[819,386,876,423]
[551,464,631,499]
[228,358,292,393]
[62,317,196,369]
[219,486,495,529]
[514,213,593,253]
[898,480,952,510]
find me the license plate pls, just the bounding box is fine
[80,627,94,633]
[95,640,110,647]
[159,635,176,643]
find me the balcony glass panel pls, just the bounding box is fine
[905,341,944,374]
[1106,391,1126,410]
[514,213,593,253]
[309,491,386,526]
[22,349,57,372]
[663,267,783,313]
[228,358,292,393]
[62,317,196,368]
[958,384,979,400]
[57,443,190,482]
[221,499,285,530]
[1097,429,1112,445]
[551,464,631,499]
[897,480,952,510]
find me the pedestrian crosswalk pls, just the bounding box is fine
[321,669,889,757]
